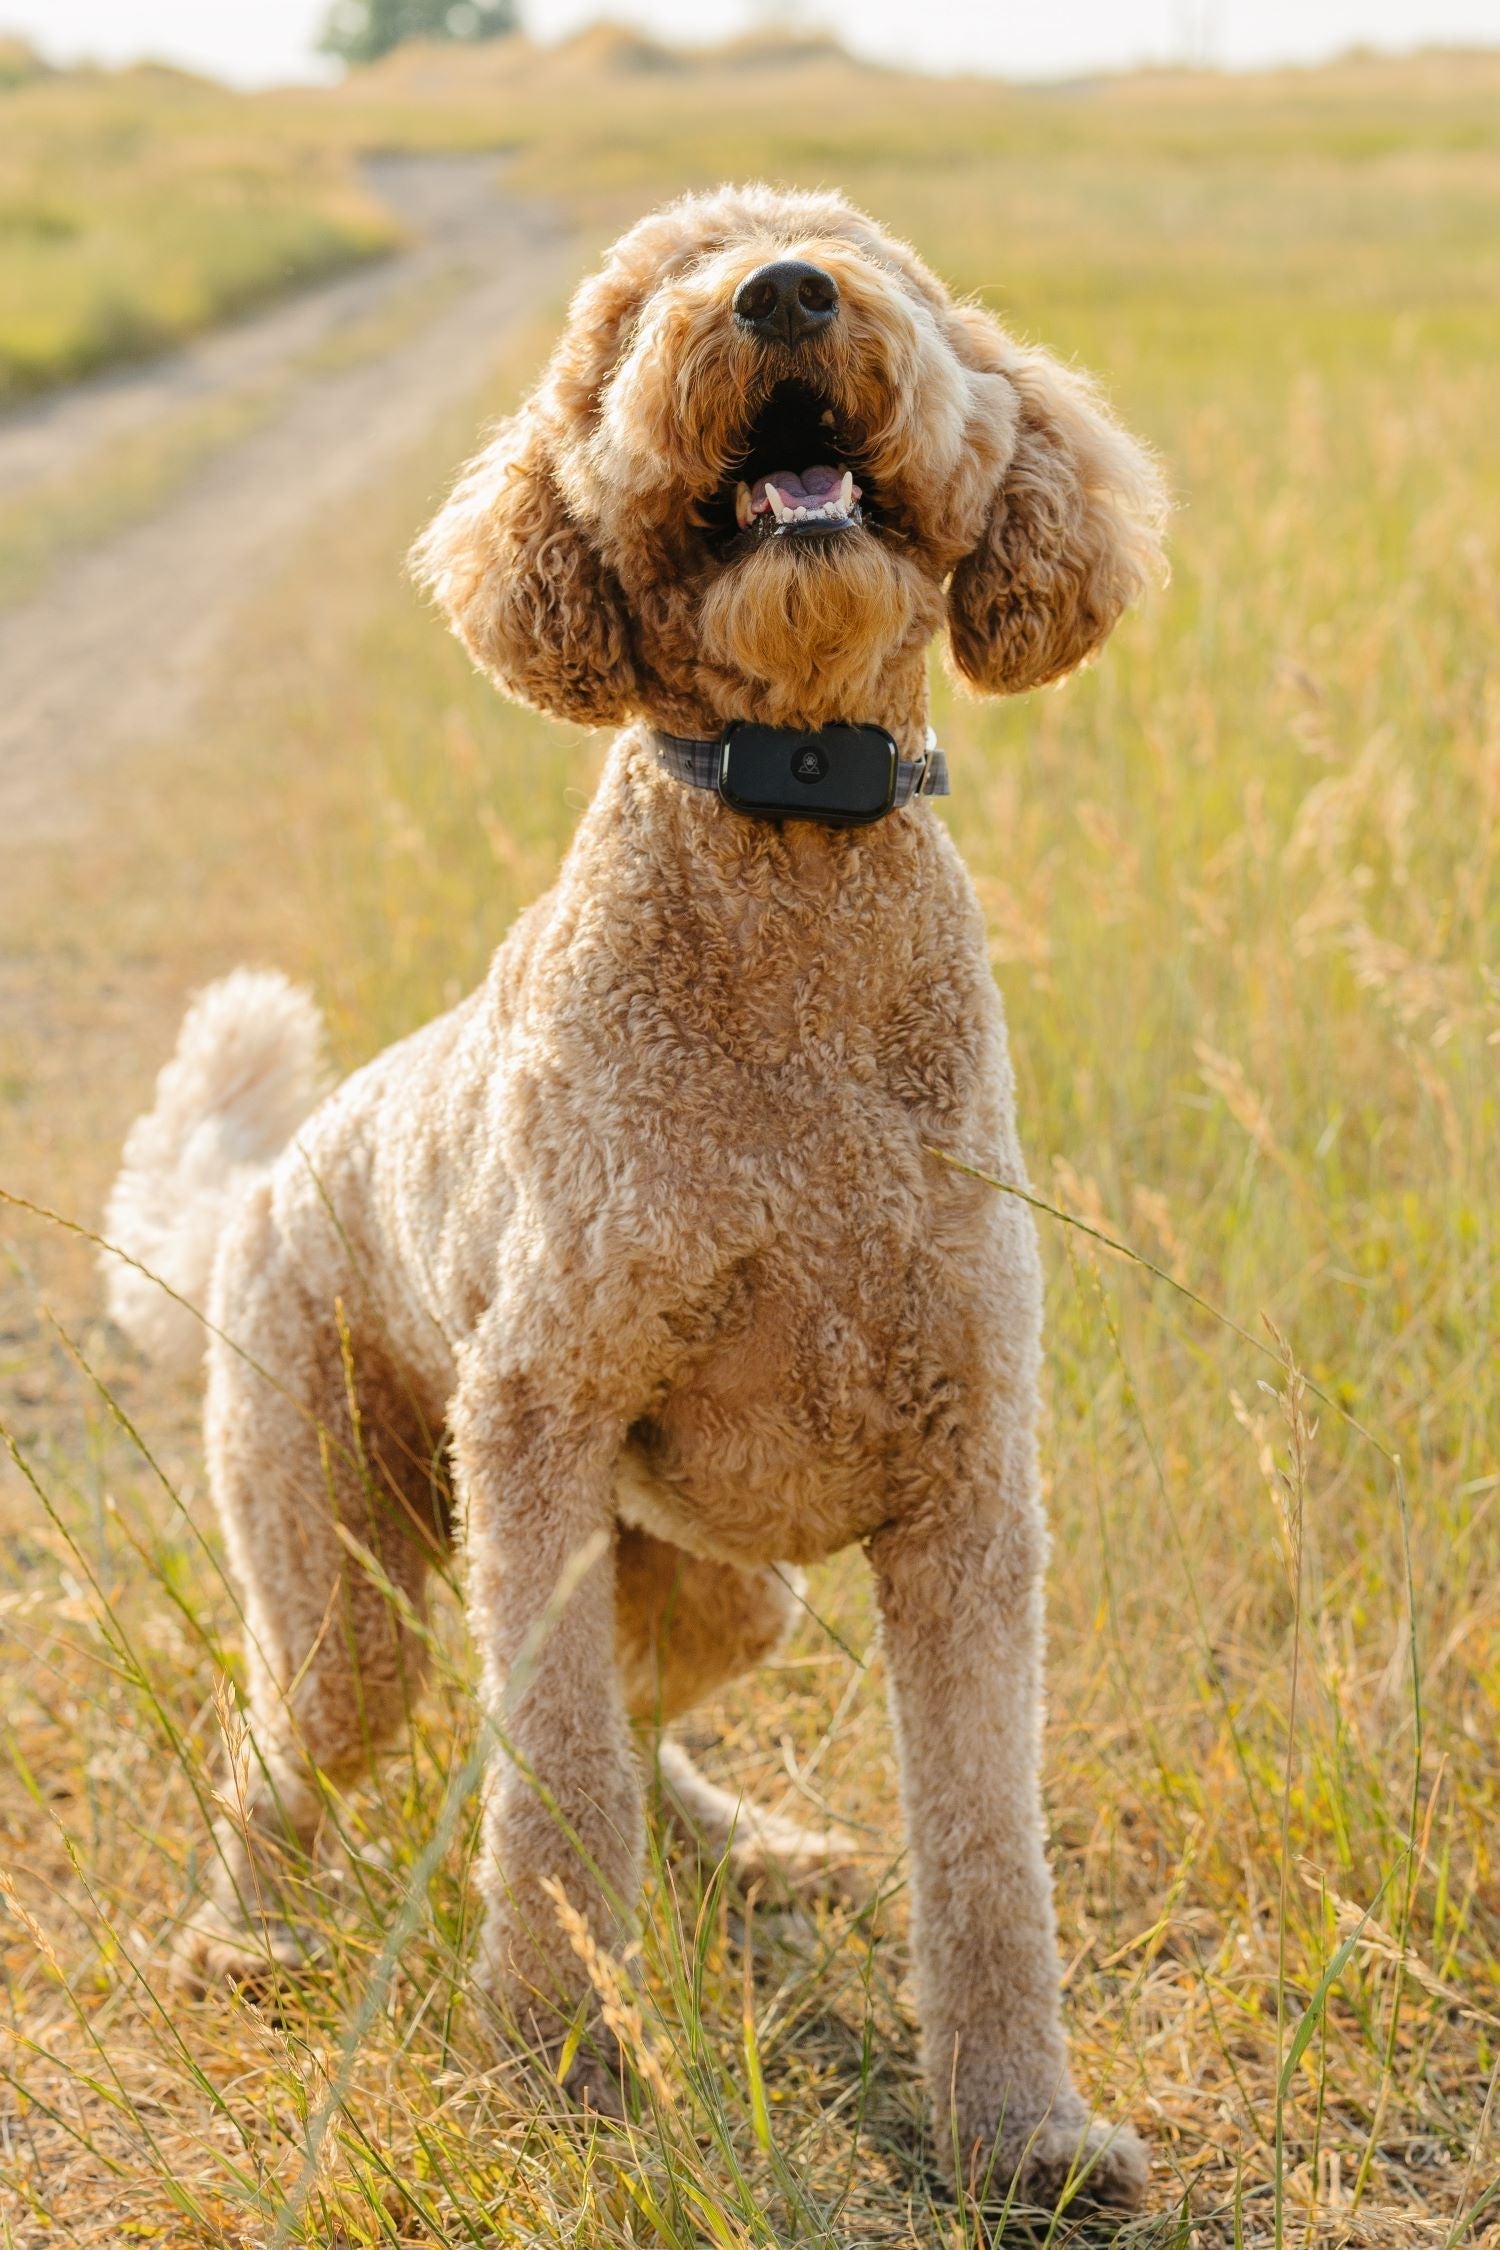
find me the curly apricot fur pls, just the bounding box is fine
[108,183,1164,2212]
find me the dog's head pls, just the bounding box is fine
[415,184,1166,732]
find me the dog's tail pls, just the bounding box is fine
[102,969,327,1376]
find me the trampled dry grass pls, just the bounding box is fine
[2,42,1498,2250]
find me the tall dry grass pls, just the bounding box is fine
[0,59,397,401]
[2,44,1498,2250]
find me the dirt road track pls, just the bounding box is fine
[0,157,572,1453]
[0,155,570,843]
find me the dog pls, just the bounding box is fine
[105,183,1165,2207]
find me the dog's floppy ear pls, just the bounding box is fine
[946,318,1167,696]
[412,398,636,726]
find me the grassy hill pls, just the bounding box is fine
[0,50,404,400]
[6,30,1500,397]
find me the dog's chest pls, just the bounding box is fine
[618,1146,1003,1567]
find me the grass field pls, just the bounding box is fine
[2,35,1499,2250]
[0,50,400,401]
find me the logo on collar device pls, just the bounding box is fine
[652,721,949,828]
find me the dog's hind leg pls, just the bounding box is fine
[614,1528,864,1900]
[651,1737,866,1902]
[177,1184,447,1988]
[614,1526,797,1725]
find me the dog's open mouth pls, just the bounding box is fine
[709,379,868,553]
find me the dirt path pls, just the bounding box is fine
[0,154,570,843]
[0,154,574,1461]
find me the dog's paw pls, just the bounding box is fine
[729,1817,870,1908]
[654,1741,869,1909]
[561,2050,627,2123]
[171,1900,324,1997]
[949,2106,1151,2214]
[965,2111,1148,2213]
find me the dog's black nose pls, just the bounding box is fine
[733,259,839,347]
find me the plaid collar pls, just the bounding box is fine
[650,725,949,811]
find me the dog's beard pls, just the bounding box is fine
[698,535,937,724]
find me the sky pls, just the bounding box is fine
[9,0,1500,85]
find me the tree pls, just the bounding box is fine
[318,0,518,68]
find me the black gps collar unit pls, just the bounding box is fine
[651,721,949,829]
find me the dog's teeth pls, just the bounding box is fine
[820,409,835,427]
[796,506,811,521]
[837,470,854,512]
[735,481,754,529]
[766,485,788,522]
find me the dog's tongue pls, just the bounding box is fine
[751,465,848,510]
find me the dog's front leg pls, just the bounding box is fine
[452,1371,640,2112]
[869,1481,1147,2211]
